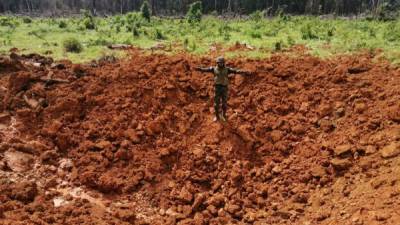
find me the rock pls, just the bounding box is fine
[315,211,330,221]
[275,210,291,219]
[319,104,333,117]
[299,102,309,113]
[51,63,66,70]
[293,193,309,204]
[359,159,374,171]
[192,193,206,212]
[94,140,112,150]
[10,181,38,203]
[145,120,163,136]
[387,105,400,122]
[354,102,367,113]
[381,142,400,159]
[115,149,129,160]
[319,119,335,132]
[375,212,391,221]
[243,211,256,222]
[40,150,59,164]
[292,125,306,135]
[331,158,352,171]
[365,145,377,155]
[272,165,282,174]
[310,165,326,178]
[270,130,283,143]
[348,67,369,74]
[159,148,171,157]
[0,112,11,124]
[53,196,68,207]
[370,179,386,189]
[124,129,141,144]
[178,187,193,203]
[335,107,345,117]
[8,72,31,94]
[225,203,241,215]
[334,144,352,157]
[207,193,225,207]
[237,125,254,142]
[12,142,39,154]
[4,150,34,172]
[59,158,73,170]
[206,205,218,215]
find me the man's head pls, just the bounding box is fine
[216,56,225,68]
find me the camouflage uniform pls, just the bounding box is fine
[196,57,245,121]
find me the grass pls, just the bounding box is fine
[0,14,400,63]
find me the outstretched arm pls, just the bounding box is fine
[228,67,253,76]
[194,66,214,73]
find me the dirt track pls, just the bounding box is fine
[0,48,400,225]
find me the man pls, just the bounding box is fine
[195,56,251,122]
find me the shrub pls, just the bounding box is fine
[59,20,68,28]
[287,36,295,46]
[274,40,283,51]
[327,27,335,37]
[300,23,318,40]
[23,17,32,23]
[141,1,151,22]
[63,38,83,53]
[187,1,202,24]
[133,27,140,37]
[153,29,165,40]
[83,17,96,30]
[183,38,189,49]
[81,10,96,30]
[249,31,262,39]
[250,10,264,22]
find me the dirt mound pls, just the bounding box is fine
[0,56,25,74]
[0,49,400,224]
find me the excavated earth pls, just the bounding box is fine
[0,48,400,225]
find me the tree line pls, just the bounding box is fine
[0,0,399,17]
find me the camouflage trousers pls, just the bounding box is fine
[214,84,228,116]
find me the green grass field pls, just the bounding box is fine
[1,13,400,63]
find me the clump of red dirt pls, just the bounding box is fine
[0,49,400,225]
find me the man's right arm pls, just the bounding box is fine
[195,66,214,73]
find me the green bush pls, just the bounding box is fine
[384,22,400,42]
[287,36,295,46]
[250,31,262,39]
[133,26,140,37]
[301,23,318,40]
[187,1,202,24]
[0,17,18,27]
[81,10,96,30]
[141,1,151,22]
[63,37,83,53]
[153,29,165,40]
[250,10,264,22]
[83,18,96,30]
[274,40,283,51]
[23,17,32,23]
[59,20,68,28]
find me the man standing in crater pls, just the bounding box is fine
[195,56,251,122]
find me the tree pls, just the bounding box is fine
[141,0,151,21]
[187,1,202,24]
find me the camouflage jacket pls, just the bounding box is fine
[197,66,242,86]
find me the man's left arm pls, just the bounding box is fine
[228,67,253,76]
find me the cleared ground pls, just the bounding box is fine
[0,46,399,224]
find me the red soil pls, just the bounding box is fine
[0,49,400,225]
